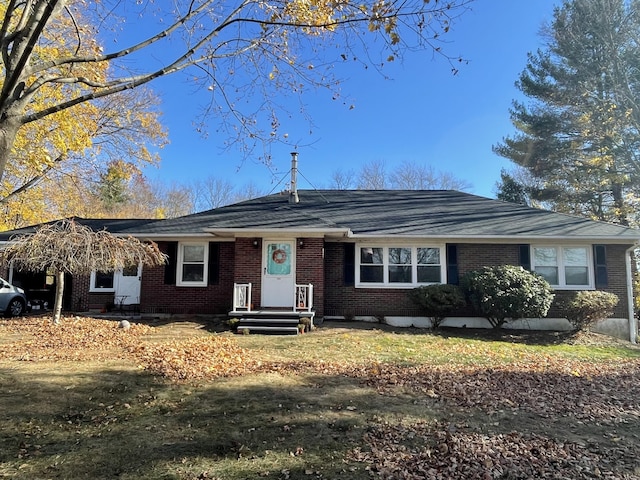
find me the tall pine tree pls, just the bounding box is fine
[494,0,640,226]
[495,169,530,205]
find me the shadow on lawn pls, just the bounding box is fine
[433,326,577,346]
[1,358,640,479]
[135,315,634,348]
[0,366,405,479]
[318,319,579,346]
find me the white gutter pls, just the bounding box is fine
[203,227,353,237]
[348,233,640,244]
[625,244,638,344]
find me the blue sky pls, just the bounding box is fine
[140,1,557,199]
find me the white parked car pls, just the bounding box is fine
[0,277,27,317]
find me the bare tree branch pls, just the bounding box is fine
[1,219,167,323]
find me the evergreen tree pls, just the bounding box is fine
[495,168,529,205]
[95,161,132,213]
[494,0,640,226]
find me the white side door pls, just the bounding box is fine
[261,240,295,308]
[114,264,142,305]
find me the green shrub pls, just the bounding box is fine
[461,265,554,329]
[408,284,466,330]
[299,317,312,332]
[226,318,240,331]
[560,290,619,332]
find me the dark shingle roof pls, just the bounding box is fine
[121,190,640,242]
[0,218,160,241]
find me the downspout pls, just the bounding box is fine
[625,244,638,344]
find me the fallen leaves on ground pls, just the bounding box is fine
[2,317,640,478]
[128,336,250,380]
[348,420,637,480]
[343,359,640,423]
[0,316,251,379]
[0,316,152,361]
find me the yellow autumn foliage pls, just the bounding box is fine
[273,0,399,41]
[0,3,167,229]
[0,3,104,219]
[282,0,342,32]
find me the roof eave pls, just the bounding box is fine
[347,233,640,244]
[202,227,353,238]
[350,233,640,245]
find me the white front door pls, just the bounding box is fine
[261,240,295,308]
[114,264,142,305]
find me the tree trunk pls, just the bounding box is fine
[0,118,22,184]
[611,182,629,226]
[52,271,65,325]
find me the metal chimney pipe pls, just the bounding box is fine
[289,151,299,204]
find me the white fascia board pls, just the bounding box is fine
[203,227,352,238]
[118,231,639,244]
[341,234,640,244]
[119,234,220,242]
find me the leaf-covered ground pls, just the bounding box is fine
[1,316,639,479]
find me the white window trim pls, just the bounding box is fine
[355,244,446,288]
[531,245,594,290]
[90,271,115,293]
[177,242,209,287]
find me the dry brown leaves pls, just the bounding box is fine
[349,420,635,480]
[2,317,640,478]
[128,336,251,380]
[0,316,251,379]
[347,360,640,423]
[0,316,153,361]
[303,359,640,479]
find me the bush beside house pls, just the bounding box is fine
[560,290,619,333]
[461,265,555,329]
[408,284,466,330]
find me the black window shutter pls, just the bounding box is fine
[519,244,531,271]
[164,242,178,285]
[208,242,220,285]
[446,244,459,285]
[344,243,355,286]
[593,245,608,288]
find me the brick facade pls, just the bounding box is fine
[137,241,236,315]
[129,238,325,316]
[324,242,423,318]
[231,237,325,314]
[296,238,325,317]
[233,237,262,309]
[52,239,633,320]
[324,242,633,319]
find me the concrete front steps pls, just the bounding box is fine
[230,310,314,335]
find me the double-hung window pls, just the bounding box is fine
[90,271,115,292]
[531,246,592,288]
[388,247,412,283]
[177,243,208,286]
[360,247,384,283]
[417,247,441,283]
[357,245,443,287]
